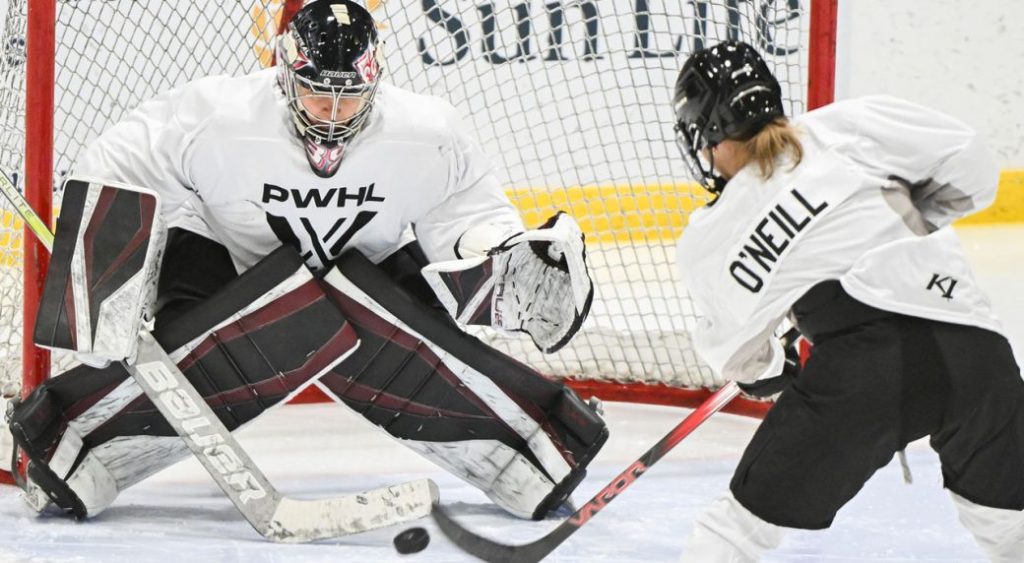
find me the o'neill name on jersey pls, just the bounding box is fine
[730,188,829,293]
[262,182,385,270]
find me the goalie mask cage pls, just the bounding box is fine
[1,0,836,429]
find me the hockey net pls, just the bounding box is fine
[0,1,835,414]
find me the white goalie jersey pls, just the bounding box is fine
[72,68,524,271]
[677,96,1003,384]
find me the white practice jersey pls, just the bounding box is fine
[73,68,523,272]
[677,96,1002,383]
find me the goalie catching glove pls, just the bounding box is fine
[422,212,594,353]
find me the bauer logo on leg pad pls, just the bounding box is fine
[135,360,268,504]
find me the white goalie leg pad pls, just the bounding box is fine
[18,375,154,515]
[14,247,358,519]
[322,263,591,519]
[679,492,785,563]
[64,451,119,517]
[19,417,121,516]
[950,491,1024,563]
[396,439,557,520]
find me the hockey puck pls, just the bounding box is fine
[393,526,430,554]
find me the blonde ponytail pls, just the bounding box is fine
[742,118,803,180]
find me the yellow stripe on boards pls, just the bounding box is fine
[957,170,1024,225]
[506,183,710,245]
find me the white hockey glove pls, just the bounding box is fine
[422,212,594,353]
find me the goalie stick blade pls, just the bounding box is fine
[266,479,440,543]
[433,382,742,562]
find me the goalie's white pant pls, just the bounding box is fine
[951,491,1024,563]
[678,492,783,563]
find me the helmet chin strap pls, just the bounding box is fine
[705,147,718,189]
[704,148,729,195]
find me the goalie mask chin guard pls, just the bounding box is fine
[277,0,383,177]
[672,40,784,194]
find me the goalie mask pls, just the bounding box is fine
[672,41,784,194]
[277,0,383,177]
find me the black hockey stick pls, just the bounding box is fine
[433,381,741,562]
[1,173,438,542]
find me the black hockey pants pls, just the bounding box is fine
[730,281,1024,529]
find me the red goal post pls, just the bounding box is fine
[6,0,837,433]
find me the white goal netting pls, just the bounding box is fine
[0,0,813,398]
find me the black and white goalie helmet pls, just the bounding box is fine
[277,0,383,177]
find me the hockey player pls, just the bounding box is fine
[672,41,1024,561]
[8,0,605,524]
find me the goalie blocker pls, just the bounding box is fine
[10,183,606,520]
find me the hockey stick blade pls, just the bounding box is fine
[267,479,440,542]
[0,172,439,542]
[433,382,741,562]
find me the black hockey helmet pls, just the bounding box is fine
[672,41,784,193]
[277,0,383,177]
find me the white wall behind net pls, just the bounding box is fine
[836,0,1023,166]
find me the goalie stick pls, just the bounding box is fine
[433,381,741,562]
[0,172,438,542]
